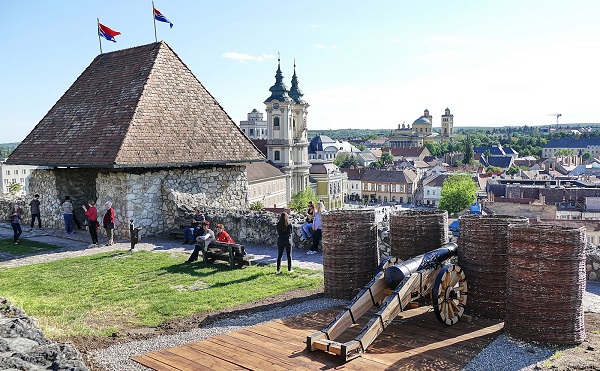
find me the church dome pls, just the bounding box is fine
[413,116,431,125]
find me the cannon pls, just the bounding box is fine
[307,242,468,361]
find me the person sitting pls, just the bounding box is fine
[183,208,205,244]
[185,221,214,263]
[300,201,315,242]
[215,223,235,244]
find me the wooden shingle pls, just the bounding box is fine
[7,42,264,168]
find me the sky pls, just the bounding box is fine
[2,1,600,142]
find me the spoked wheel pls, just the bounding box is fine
[432,264,468,326]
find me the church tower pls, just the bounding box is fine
[441,107,454,142]
[423,108,433,126]
[264,57,309,201]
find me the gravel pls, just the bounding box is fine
[464,280,600,371]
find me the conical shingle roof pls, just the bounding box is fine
[7,42,264,168]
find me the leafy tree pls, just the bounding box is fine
[8,182,22,195]
[380,151,394,165]
[288,188,317,213]
[249,201,264,211]
[555,149,575,157]
[370,160,383,169]
[506,165,528,175]
[582,152,593,160]
[485,166,502,175]
[462,134,474,164]
[334,153,359,168]
[438,174,477,214]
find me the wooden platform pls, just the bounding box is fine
[133,305,503,370]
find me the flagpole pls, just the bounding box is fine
[152,1,157,43]
[97,18,103,54]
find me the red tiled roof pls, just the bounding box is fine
[7,42,264,168]
[244,161,285,182]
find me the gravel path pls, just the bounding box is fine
[1,224,599,371]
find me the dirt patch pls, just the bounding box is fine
[63,288,324,370]
[533,312,600,370]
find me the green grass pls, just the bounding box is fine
[0,250,323,338]
[0,238,64,255]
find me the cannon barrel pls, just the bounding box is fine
[384,242,458,289]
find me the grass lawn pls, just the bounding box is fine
[0,238,64,255]
[0,250,323,338]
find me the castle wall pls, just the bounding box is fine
[25,165,248,237]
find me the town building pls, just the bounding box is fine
[340,168,418,204]
[308,135,360,162]
[263,59,311,201]
[239,109,268,139]
[309,161,347,210]
[542,137,600,158]
[0,159,42,196]
[245,161,287,208]
[5,42,264,237]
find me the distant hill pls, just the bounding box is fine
[0,142,19,158]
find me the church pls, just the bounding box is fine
[246,59,311,203]
[389,108,454,148]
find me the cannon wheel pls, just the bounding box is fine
[432,264,468,326]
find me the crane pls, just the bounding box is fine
[547,113,562,126]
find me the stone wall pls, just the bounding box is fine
[26,165,248,238]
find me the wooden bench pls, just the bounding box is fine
[166,228,204,240]
[202,241,254,268]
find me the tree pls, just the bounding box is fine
[554,149,575,157]
[380,151,394,165]
[583,152,593,160]
[249,201,264,211]
[438,174,477,214]
[334,152,359,168]
[288,188,317,213]
[462,134,474,164]
[8,182,22,195]
[485,166,502,175]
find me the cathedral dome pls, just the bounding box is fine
[413,116,431,125]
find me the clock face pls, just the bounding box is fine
[273,102,280,109]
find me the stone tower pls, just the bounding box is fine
[264,58,310,201]
[441,107,454,142]
[423,108,433,126]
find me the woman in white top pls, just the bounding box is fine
[308,202,325,255]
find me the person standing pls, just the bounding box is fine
[9,203,23,245]
[308,202,325,255]
[29,194,41,230]
[103,201,116,246]
[185,221,215,263]
[62,196,74,235]
[82,200,99,248]
[276,212,293,273]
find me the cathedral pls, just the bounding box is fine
[389,108,454,148]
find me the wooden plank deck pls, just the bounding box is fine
[133,305,504,370]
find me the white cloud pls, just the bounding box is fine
[313,44,327,49]
[222,52,275,63]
